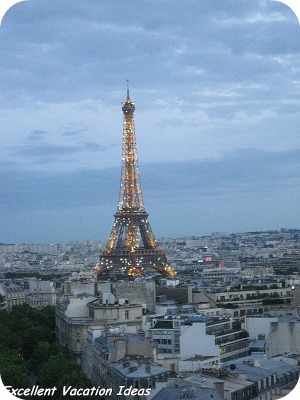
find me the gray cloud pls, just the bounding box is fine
[0,149,300,225]
[61,129,86,137]
[1,0,299,106]
[0,0,299,241]
[29,129,48,137]
[141,148,300,198]
[7,132,116,164]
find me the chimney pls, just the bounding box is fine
[253,359,261,367]
[214,381,225,399]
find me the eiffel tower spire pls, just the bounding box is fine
[95,87,174,278]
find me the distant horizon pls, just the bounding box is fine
[0,226,299,246]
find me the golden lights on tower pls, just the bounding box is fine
[95,86,175,278]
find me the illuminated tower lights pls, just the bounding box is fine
[95,86,174,278]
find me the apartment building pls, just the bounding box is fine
[81,330,169,400]
[56,290,144,361]
[0,282,27,310]
[148,315,249,364]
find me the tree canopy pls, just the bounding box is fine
[0,305,95,400]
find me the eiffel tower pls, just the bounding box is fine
[95,87,174,278]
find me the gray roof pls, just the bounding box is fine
[151,384,223,400]
[223,354,299,382]
[277,316,300,323]
[26,295,43,301]
[111,360,169,379]
[153,320,174,329]
[2,285,24,293]
[248,339,265,350]
[185,374,251,392]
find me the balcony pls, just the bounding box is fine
[215,329,249,345]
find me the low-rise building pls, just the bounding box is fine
[0,282,27,310]
[28,278,56,306]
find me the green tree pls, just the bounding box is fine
[37,354,95,400]
[0,344,31,387]
[0,305,95,399]
[21,325,55,359]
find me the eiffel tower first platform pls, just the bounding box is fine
[95,87,175,278]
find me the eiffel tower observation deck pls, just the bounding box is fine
[95,86,175,278]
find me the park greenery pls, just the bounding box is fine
[4,272,67,281]
[0,305,95,400]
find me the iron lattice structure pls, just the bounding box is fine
[95,89,174,278]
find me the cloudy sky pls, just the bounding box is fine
[0,0,299,244]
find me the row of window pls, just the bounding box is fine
[233,309,264,317]
[216,332,248,345]
[7,299,25,306]
[154,338,172,345]
[152,330,180,335]
[6,293,24,299]
[206,323,231,335]
[232,386,255,400]
[258,375,277,390]
[159,348,176,353]
[220,339,248,354]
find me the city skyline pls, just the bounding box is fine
[0,0,300,243]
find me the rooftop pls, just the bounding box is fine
[111,360,169,379]
[151,383,223,400]
[223,354,300,381]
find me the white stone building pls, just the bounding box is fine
[266,317,300,357]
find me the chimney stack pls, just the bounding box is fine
[214,381,225,399]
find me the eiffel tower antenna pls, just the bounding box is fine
[126,79,130,99]
[95,86,174,278]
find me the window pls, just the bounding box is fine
[125,310,129,319]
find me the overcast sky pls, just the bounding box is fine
[0,0,299,244]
